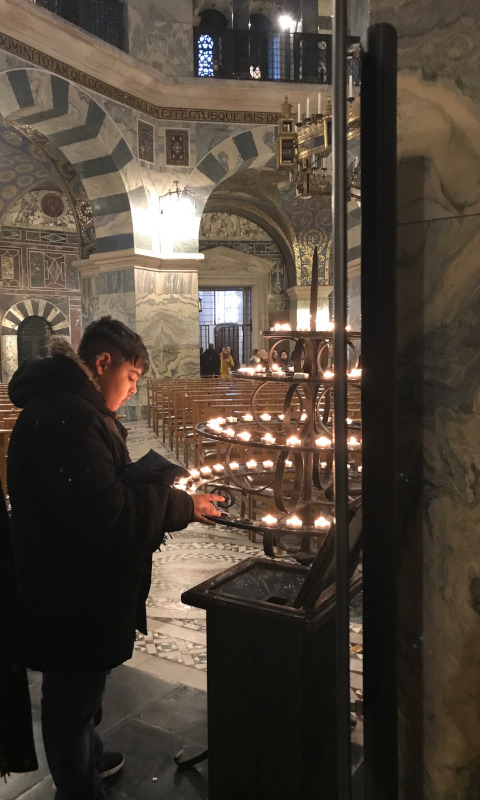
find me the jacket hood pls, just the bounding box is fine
[8,338,104,413]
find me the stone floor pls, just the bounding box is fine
[2,421,364,800]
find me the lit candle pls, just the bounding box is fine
[297,103,301,123]
[260,413,271,421]
[281,323,291,330]
[306,97,310,117]
[246,459,257,469]
[345,324,352,332]
[224,427,235,437]
[238,431,251,442]
[314,516,331,529]
[226,416,237,423]
[348,368,362,378]
[262,514,278,526]
[286,435,301,447]
[243,413,253,422]
[320,461,327,468]
[348,436,360,448]
[285,459,293,468]
[261,433,276,444]
[317,91,322,114]
[286,515,302,527]
[315,436,331,448]
[213,464,224,474]
[278,414,285,420]
[346,417,352,425]
[272,363,279,372]
[276,369,285,376]
[200,466,212,476]
[324,370,334,379]
[189,469,200,479]
[358,465,363,473]
[300,412,307,421]
[263,460,274,469]
[255,364,265,372]
[229,461,239,470]
[293,372,309,379]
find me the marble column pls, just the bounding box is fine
[287,284,332,331]
[366,0,480,797]
[232,0,249,29]
[75,250,202,419]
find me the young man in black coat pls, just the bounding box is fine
[7,317,223,800]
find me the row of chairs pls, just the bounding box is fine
[0,384,18,494]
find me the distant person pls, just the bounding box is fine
[249,348,260,366]
[220,345,235,377]
[279,349,293,369]
[258,349,269,368]
[200,343,220,377]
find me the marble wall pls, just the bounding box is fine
[367,0,480,796]
[127,0,194,78]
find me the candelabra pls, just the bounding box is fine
[176,251,362,562]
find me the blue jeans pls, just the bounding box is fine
[41,670,108,800]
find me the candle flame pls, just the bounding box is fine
[286,515,302,527]
[262,514,277,525]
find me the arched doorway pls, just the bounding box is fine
[17,315,53,364]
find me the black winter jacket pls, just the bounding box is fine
[7,341,194,672]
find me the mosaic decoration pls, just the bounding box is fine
[166,130,189,167]
[137,120,154,163]
[0,248,20,286]
[8,121,95,258]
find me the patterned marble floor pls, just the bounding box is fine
[124,421,364,719]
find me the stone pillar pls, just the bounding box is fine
[301,0,318,34]
[366,1,480,796]
[75,249,202,419]
[232,0,249,29]
[287,284,332,330]
[347,260,361,331]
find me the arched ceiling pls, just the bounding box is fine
[203,166,298,286]
[0,120,95,256]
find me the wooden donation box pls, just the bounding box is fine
[181,526,361,800]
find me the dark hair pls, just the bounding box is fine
[78,316,149,374]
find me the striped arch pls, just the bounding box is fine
[0,68,151,253]
[1,299,70,383]
[1,299,70,336]
[185,125,277,203]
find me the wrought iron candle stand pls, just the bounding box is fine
[179,325,362,561]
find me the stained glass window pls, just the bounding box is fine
[198,34,215,77]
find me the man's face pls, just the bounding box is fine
[94,353,143,412]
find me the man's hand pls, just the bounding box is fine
[192,493,225,526]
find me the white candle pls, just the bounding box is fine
[293,372,309,379]
[238,431,251,442]
[297,103,301,123]
[278,414,285,420]
[242,413,253,422]
[285,459,293,468]
[246,459,257,470]
[358,465,363,473]
[189,469,200,479]
[261,433,276,444]
[348,74,353,97]
[348,436,360,448]
[263,460,274,470]
[229,461,239,470]
[314,516,331,529]
[200,466,212,476]
[213,464,224,473]
[262,514,278,526]
[224,428,235,437]
[286,435,301,447]
[306,97,310,117]
[315,436,331,448]
[324,370,334,379]
[276,369,285,377]
[348,368,362,378]
[226,416,237,423]
[300,412,307,421]
[286,515,302,527]
[317,91,322,114]
[260,413,271,421]
[346,417,352,425]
